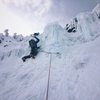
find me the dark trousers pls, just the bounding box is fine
[22,49,39,62]
[22,55,31,59]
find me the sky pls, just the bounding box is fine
[0,0,100,36]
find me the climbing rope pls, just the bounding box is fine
[46,53,52,100]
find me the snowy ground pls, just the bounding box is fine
[0,34,100,100]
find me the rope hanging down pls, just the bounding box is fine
[46,54,52,100]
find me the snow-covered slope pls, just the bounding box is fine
[65,4,100,40]
[0,4,100,100]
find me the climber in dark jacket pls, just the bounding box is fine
[22,33,40,62]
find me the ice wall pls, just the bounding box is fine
[42,4,100,51]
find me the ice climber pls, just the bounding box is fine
[22,33,40,62]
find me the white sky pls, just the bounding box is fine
[0,0,53,36]
[0,0,99,36]
[0,1,35,36]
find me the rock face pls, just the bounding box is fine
[66,18,78,33]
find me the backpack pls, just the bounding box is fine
[29,39,36,48]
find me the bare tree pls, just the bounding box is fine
[4,29,9,37]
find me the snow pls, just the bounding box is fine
[92,4,100,18]
[0,3,100,100]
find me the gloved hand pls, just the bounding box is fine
[34,33,39,36]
